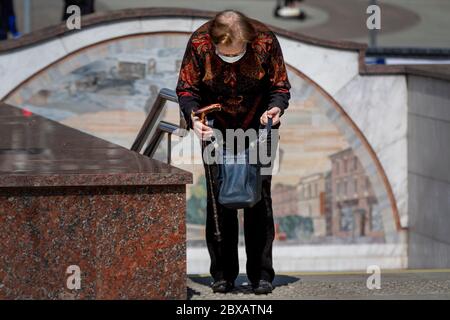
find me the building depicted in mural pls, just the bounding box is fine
[297,172,328,238]
[324,171,333,237]
[329,148,383,241]
[272,183,298,242]
[272,148,382,243]
[272,184,298,218]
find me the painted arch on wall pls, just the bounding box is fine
[2,31,401,244]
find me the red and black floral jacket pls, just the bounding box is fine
[176,19,291,132]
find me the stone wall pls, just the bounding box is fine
[407,75,450,268]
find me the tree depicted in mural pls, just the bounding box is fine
[275,215,314,241]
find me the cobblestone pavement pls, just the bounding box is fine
[188,270,450,300]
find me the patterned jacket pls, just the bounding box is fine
[176,19,291,132]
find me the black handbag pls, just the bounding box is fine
[217,118,273,209]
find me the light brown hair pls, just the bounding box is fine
[208,10,257,45]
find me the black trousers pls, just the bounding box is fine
[203,153,275,285]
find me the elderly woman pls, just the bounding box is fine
[176,10,291,294]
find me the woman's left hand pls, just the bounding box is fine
[260,107,281,126]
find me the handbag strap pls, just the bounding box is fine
[254,115,274,165]
[266,116,273,132]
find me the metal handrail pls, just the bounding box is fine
[131,88,188,163]
[142,120,180,160]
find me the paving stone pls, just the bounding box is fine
[187,271,450,300]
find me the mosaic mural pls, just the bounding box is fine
[4,33,396,247]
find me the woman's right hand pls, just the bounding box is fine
[191,115,213,141]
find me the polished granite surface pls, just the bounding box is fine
[0,103,192,187]
[0,102,188,299]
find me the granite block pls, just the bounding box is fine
[0,102,190,299]
[0,185,186,299]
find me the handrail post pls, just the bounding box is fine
[167,133,172,164]
[132,88,187,164]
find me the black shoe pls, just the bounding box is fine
[252,280,273,295]
[211,280,234,293]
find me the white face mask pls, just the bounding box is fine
[215,47,246,63]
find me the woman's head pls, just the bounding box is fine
[209,10,257,56]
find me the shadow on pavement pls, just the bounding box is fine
[188,274,300,297]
